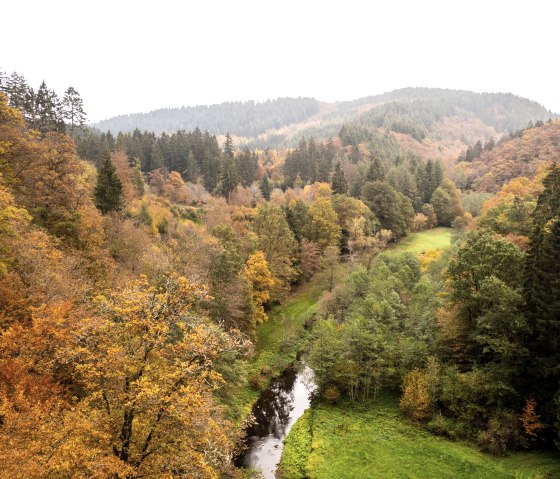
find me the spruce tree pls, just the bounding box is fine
[62,87,87,138]
[94,153,124,214]
[331,161,348,195]
[260,175,272,201]
[525,164,560,368]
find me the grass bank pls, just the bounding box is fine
[279,395,560,479]
[225,264,350,425]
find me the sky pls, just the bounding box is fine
[2,0,559,123]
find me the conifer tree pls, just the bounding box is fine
[94,153,124,214]
[62,87,87,138]
[524,163,560,380]
[331,161,348,195]
[260,175,272,201]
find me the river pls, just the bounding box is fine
[236,359,317,478]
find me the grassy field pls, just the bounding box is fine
[383,227,454,257]
[279,395,560,479]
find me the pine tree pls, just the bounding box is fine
[218,134,239,200]
[366,157,385,182]
[331,161,348,195]
[260,175,272,201]
[62,87,87,138]
[525,164,560,362]
[94,153,124,214]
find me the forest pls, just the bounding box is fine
[0,69,559,479]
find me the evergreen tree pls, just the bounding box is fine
[218,134,239,200]
[62,87,87,138]
[524,164,560,376]
[366,157,385,182]
[94,153,124,214]
[260,175,272,201]
[331,161,348,195]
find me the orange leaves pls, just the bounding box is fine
[519,399,545,443]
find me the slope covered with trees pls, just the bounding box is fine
[453,120,560,191]
[92,88,557,149]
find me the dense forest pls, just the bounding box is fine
[0,68,559,478]
[92,88,557,148]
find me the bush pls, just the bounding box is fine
[477,411,523,456]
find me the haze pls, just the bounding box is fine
[2,0,558,123]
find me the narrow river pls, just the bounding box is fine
[236,359,317,478]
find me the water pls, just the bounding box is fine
[236,360,316,478]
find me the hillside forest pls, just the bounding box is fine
[0,70,559,478]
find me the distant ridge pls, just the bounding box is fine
[92,88,558,147]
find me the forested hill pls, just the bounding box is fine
[93,88,557,146]
[93,97,321,137]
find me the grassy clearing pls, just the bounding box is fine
[279,395,560,479]
[383,227,454,257]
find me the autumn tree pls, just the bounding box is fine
[252,203,298,300]
[305,197,341,251]
[245,251,274,326]
[79,275,242,477]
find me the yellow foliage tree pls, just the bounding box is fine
[245,251,274,325]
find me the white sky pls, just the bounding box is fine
[2,0,559,123]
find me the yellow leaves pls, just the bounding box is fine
[245,251,274,324]
[419,249,441,272]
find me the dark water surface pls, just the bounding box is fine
[236,360,316,478]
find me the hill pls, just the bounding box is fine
[92,88,557,150]
[453,120,560,191]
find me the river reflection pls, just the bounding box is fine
[236,361,316,478]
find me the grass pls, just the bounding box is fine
[383,227,454,257]
[279,395,560,479]
[225,264,351,425]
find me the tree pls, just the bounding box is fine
[431,179,463,226]
[34,81,63,133]
[252,203,298,300]
[361,181,413,238]
[260,175,272,200]
[305,197,341,251]
[245,251,274,325]
[94,153,124,214]
[62,87,87,138]
[523,164,560,430]
[79,275,241,477]
[331,161,348,195]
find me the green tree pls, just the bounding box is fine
[252,203,298,300]
[260,175,272,201]
[331,161,348,195]
[94,153,124,214]
[431,179,463,226]
[361,181,413,238]
[62,87,87,138]
[524,164,560,429]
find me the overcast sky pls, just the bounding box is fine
[2,0,558,123]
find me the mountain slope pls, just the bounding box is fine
[93,88,557,150]
[453,120,560,191]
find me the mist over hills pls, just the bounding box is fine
[92,88,557,147]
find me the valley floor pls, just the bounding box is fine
[279,395,560,479]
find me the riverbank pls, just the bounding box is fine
[225,264,350,426]
[279,395,560,479]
